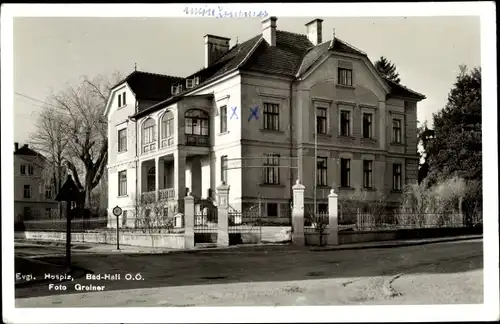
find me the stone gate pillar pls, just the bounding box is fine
[184,194,195,249]
[216,182,230,247]
[328,189,339,245]
[292,180,305,246]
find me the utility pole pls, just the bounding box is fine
[314,106,318,217]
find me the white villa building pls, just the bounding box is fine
[104,17,425,227]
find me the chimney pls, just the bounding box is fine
[305,18,323,46]
[262,16,277,46]
[204,35,230,68]
[14,142,19,151]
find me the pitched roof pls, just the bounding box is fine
[296,41,331,76]
[115,71,184,102]
[132,24,425,118]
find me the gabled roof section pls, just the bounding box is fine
[385,78,426,101]
[240,30,313,76]
[113,71,184,102]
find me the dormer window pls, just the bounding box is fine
[186,77,200,89]
[171,84,183,95]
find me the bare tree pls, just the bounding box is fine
[30,106,69,218]
[49,72,122,208]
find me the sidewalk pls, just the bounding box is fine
[15,234,482,256]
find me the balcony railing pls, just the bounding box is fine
[142,142,156,153]
[141,189,176,204]
[159,188,176,201]
[161,137,175,148]
[186,134,210,147]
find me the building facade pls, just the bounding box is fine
[105,17,425,226]
[14,143,58,222]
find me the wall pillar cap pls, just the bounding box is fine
[292,179,305,190]
[328,189,338,197]
[217,182,230,191]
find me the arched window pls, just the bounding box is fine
[142,118,156,153]
[147,166,156,192]
[160,111,174,148]
[185,109,209,136]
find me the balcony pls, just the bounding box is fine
[159,188,175,200]
[161,137,175,149]
[186,134,210,147]
[141,188,176,204]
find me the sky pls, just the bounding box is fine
[13,15,481,144]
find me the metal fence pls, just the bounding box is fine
[22,217,108,232]
[340,211,468,232]
[194,209,218,233]
[228,210,263,234]
[304,212,329,234]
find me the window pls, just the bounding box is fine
[340,158,350,188]
[118,170,127,196]
[161,112,174,147]
[363,160,373,188]
[338,68,353,86]
[340,110,351,136]
[392,119,402,143]
[45,208,52,218]
[118,94,121,107]
[20,165,26,175]
[28,165,34,175]
[185,109,209,136]
[393,164,402,191]
[122,92,126,106]
[45,186,52,199]
[221,155,228,184]
[118,128,127,152]
[147,167,156,192]
[23,185,32,198]
[263,153,280,185]
[263,103,279,131]
[316,107,328,134]
[142,118,156,153]
[362,113,373,138]
[317,157,328,187]
[220,105,227,133]
[267,203,278,217]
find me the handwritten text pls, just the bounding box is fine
[184,6,268,19]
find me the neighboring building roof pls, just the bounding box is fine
[114,71,184,102]
[14,144,47,163]
[385,78,426,100]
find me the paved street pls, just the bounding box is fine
[15,239,483,306]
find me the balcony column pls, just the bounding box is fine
[155,156,164,201]
[174,150,187,212]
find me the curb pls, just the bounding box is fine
[16,235,482,255]
[308,235,483,252]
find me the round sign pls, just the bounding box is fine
[112,206,122,217]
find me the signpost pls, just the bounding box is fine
[112,206,122,250]
[55,175,80,268]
